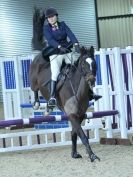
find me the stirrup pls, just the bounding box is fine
[48,97,56,107]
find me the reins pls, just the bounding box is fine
[65,53,94,115]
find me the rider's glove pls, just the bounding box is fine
[74,43,80,53]
[58,45,68,54]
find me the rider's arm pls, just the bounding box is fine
[62,21,79,45]
[44,25,60,48]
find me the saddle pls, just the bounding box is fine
[42,46,59,61]
[42,62,76,93]
[42,42,73,60]
[57,63,76,90]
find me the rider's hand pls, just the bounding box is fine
[74,44,80,53]
[59,46,68,54]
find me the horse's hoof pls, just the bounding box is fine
[71,152,82,159]
[44,110,50,116]
[90,153,100,162]
[44,107,53,116]
[32,101,40,110]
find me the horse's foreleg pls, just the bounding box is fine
[71,129,82,158]
[69,114,100,162]
[32,90,40,110]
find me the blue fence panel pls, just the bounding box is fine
[4,61,16,89]
[95,55,102,85]
[21,59,31,88]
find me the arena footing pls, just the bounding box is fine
[100,137,132,145]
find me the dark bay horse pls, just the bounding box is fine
[29,7,100,162]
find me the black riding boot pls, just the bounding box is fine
[48,80,57,107]
[89,89,102,101]
[92,94,102,101]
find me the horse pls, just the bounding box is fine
[29,7,100,162]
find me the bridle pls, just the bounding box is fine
[78,54,96,89]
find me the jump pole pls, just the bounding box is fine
[0,110,119,128]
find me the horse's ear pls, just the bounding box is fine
[80,46,86,55]
[90,46,94,53]
[89,46,95,59]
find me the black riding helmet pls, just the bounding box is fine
[45,7,58,18]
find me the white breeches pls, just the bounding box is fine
[49,52,79,81]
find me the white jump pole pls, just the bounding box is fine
[100,48,113,138]
[113,47,127,138]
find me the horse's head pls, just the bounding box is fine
[78,46,96,88]
[32,6,46,50]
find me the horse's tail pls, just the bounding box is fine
[29,52,50,91]
[32,6,46,51]
[29,62,39,91]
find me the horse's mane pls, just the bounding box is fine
[80,46,95,59]
[32,6,46,51]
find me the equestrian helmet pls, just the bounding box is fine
[45,7,58,18]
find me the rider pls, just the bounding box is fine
[44,7,101,107]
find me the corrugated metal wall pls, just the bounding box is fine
[99,18,133,48]
[0,0,33,56]
[97,0,133,16]
[0,0,97,57]
[0,0,97,102]
[97,0,133,48]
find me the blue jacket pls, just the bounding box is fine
[44,21,78,49]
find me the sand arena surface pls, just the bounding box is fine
[0,144,133,177]
[0,103,133,177]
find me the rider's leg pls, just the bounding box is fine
[48,80,57,106]
[48,54,64,107]
[89,88,102,101]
